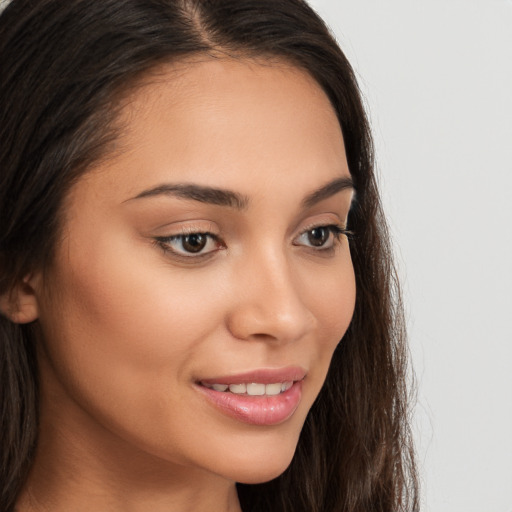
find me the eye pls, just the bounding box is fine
[294,225,348,250]
[155,232,223,258]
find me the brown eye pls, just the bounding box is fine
[307,227,330,247]
[294,225,345,251]
[156,232,222,258]
[182,233,207,253]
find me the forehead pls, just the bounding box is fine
[76,57,348,204]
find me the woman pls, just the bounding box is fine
[0,1,418,511]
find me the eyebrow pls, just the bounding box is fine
[128,176,354,209]
[301,176,355,208]
[129,183,249,210]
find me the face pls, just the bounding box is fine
[34,59,356,485]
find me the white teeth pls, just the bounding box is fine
[281,381,293,392]
[246,383,265,396]
[265,383,282,396]
[203,381,294,395]
[212,383,229,392]
[228,383,247,394]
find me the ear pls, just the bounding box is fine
[0,274,40,324]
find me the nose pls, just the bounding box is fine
[225,250,316,344]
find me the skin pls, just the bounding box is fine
[11,58,356,512]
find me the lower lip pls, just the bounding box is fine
[197,381,303,426]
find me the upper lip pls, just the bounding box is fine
[198,366,307,385]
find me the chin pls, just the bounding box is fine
[233,459,294,485]
[213,434,299,485]
[236,466,292,485]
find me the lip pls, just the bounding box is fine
[196,366,306,426]
[199,366,306,386]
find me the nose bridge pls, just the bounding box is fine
[227,243,315,343]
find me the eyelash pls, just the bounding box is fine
[154,231,224,261]
[154,224,352,260]
[293,224,352,252]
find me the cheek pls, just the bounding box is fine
[281,252,356,407]
[36,235,242,467]
[307,254,356,341]
[44,232,223,364]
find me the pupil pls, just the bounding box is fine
[308,227,328,247]
[183,234,207,253]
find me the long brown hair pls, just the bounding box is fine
[0,1,418,510]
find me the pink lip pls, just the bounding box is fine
[196,366,306,426]
[199,366,306,386]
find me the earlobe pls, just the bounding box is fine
[0,275,40,324]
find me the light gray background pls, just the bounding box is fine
[309,1,512,511]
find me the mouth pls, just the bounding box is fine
[196,367,306,426]
[200,381,294,396]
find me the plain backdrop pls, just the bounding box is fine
[309,1,512,511]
